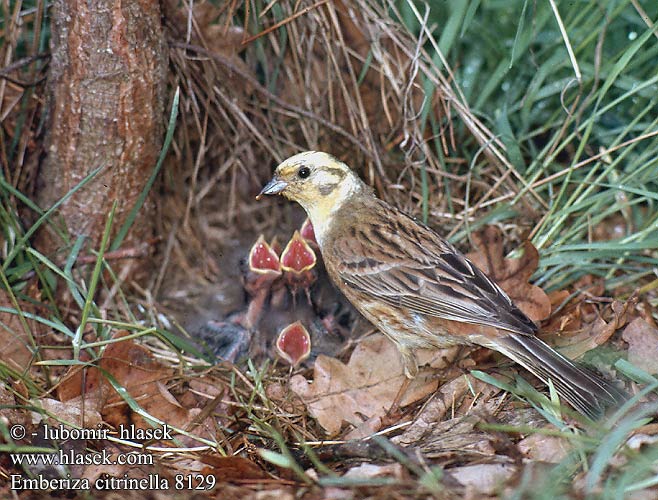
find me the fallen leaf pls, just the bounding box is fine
[343,462,405,480]
[343,352,473,441]
[198,455,269,481]
[343,414,385,441]
[289,334,438,436]
[0,291,78,388]
[36,397,102,429]
[0,292,44,370]
[417,346,462,371]
[517,432,570,463]
[392,375,498,449]
[466,226,551,322]
[58,331,190,435]
[252,489,295,500]
[541,275,617,337]
[398,416,498,463]
[622,318,658,374]
[56,350,102,403]
[0,383,33,436]
[450,463,516,495]
[265,382,306,415]
[545,299,633,359]
[544,289,582,334]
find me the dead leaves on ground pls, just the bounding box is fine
[622,318,658,374]
[288,334,447,437]
[0,290,71,375]
[285,225,561,439]
[54,331,244,455]
[57,331,191,430]
[0,293,39,370]
[0,326,273,493]
[544,297,634,360]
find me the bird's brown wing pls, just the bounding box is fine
[328,202,538,336]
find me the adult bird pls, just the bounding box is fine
[258,151,627,419]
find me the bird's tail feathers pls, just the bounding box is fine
[495,333,627,419]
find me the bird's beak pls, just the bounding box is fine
[257,177,288,200]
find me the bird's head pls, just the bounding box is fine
[258,151,367,241]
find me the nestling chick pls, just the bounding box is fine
[258,151,628,419]
[280,230,318,304]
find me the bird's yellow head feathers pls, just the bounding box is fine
[258,151,368,242]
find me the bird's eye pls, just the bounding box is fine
[298,166,311,179]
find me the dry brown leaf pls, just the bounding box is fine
[252,489,295,500]
[517,432,571,463]
[0,292,43,370]
[343,462,406,480]
[392,374,495,446]
[466,226,551,322]
[396,415,498,463]
[417,345,462,371]
[37,397,102,429]
[0,383,32,436]
[450,463,516,495]
[622,318,658,374]
[265,381,307,415]
[289,333,438,436]
[542,275,610,337]
[58,331,190,434]
[545,289,581,333]
[546,299,633,359]
[392,375,503,459]
[344,415,386,441]
[198,455,269,481]
[56,350,102,403]
[0,289,76,386]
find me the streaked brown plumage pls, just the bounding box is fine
[258,151,627,419]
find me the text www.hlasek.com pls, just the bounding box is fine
[10,449,153,466]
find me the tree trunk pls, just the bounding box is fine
[38,0,167,262]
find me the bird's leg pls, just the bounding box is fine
[387,378,412,419]
[402,349,419,379]
[387,349,418,417]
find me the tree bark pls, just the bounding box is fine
[38,0,167,260]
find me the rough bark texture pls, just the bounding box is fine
[38,0,167,257]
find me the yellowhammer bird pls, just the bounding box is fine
[258,151,627,419]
